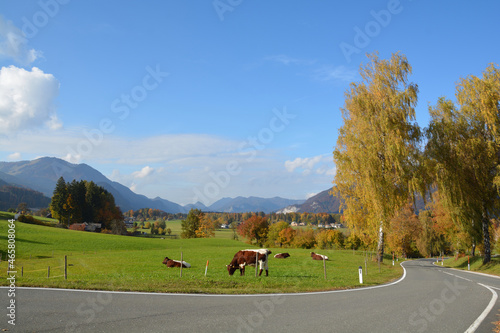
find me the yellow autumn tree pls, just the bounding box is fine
[333,52,423,262]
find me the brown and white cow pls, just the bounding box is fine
[162,257,191,268]
[227,249,271,276]
[311,252,329,260]
[274,252,290,259]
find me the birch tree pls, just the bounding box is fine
[425,64,500,264]
[333,52,422,262]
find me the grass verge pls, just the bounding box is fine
[442,255,500,276]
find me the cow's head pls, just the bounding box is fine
[226,264,238,276]
[162,257,170,265]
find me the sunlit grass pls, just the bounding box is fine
[443,254,500,276]
[0,212,402,294]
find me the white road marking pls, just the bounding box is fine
[438,266,499,333]
[441,271,472,282]
[464,283,498,333]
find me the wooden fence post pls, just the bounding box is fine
[255,252,258,277]
[64,255,67,280]
[48,266,50,278]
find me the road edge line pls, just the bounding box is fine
[464,283,498,333]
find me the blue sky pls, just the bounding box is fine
[0,0,499,205]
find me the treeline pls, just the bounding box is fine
[50,177,125,234]
[233,215,358,250]
[125,208,341,227]
[0,184,51,211]
[124,208,185,221]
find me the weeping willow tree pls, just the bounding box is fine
[425,64,500,264]
[333,52,423,262]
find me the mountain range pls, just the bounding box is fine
[0,157,335,213]
[277,188,341,214]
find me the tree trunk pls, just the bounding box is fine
[482,211,491,264]
[377,225,384,263]
[471,242,476,257]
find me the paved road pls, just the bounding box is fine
[1,259,499,332]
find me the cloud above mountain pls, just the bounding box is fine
[0,66,61,134]
[0,16,41,65]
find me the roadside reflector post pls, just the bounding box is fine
[392,253,394,266]
[323,256,327,280]
[358,266,363,284]
[205,260,209,277]
[468,256,470,271]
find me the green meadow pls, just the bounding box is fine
[0,212,402,294]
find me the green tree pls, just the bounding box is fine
[181,209,203,239]
[425,64,500,263]
[67,180,86,223]
[333,52,423,262]
[50,177,69,225]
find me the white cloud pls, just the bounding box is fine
[313,65,357,82]
[285,155,325,172]
[0,16,41,65]
[285,154,336,177]
[7,152,21,160]
[266,55,315,66]
[132,166,154,179]
[0,66,61,134]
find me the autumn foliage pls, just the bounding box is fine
[237,215,269,246]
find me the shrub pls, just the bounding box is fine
[17,214,51,227]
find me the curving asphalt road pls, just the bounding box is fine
[1,259,499,333]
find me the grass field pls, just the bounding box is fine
[129,219,238,240]
[0,212,403,294]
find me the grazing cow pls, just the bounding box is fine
[274,252,290,259]
[311,252,329,260]
[227,249,271,276]
[162,257,191,268]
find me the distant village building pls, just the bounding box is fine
[84,223,101,232]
